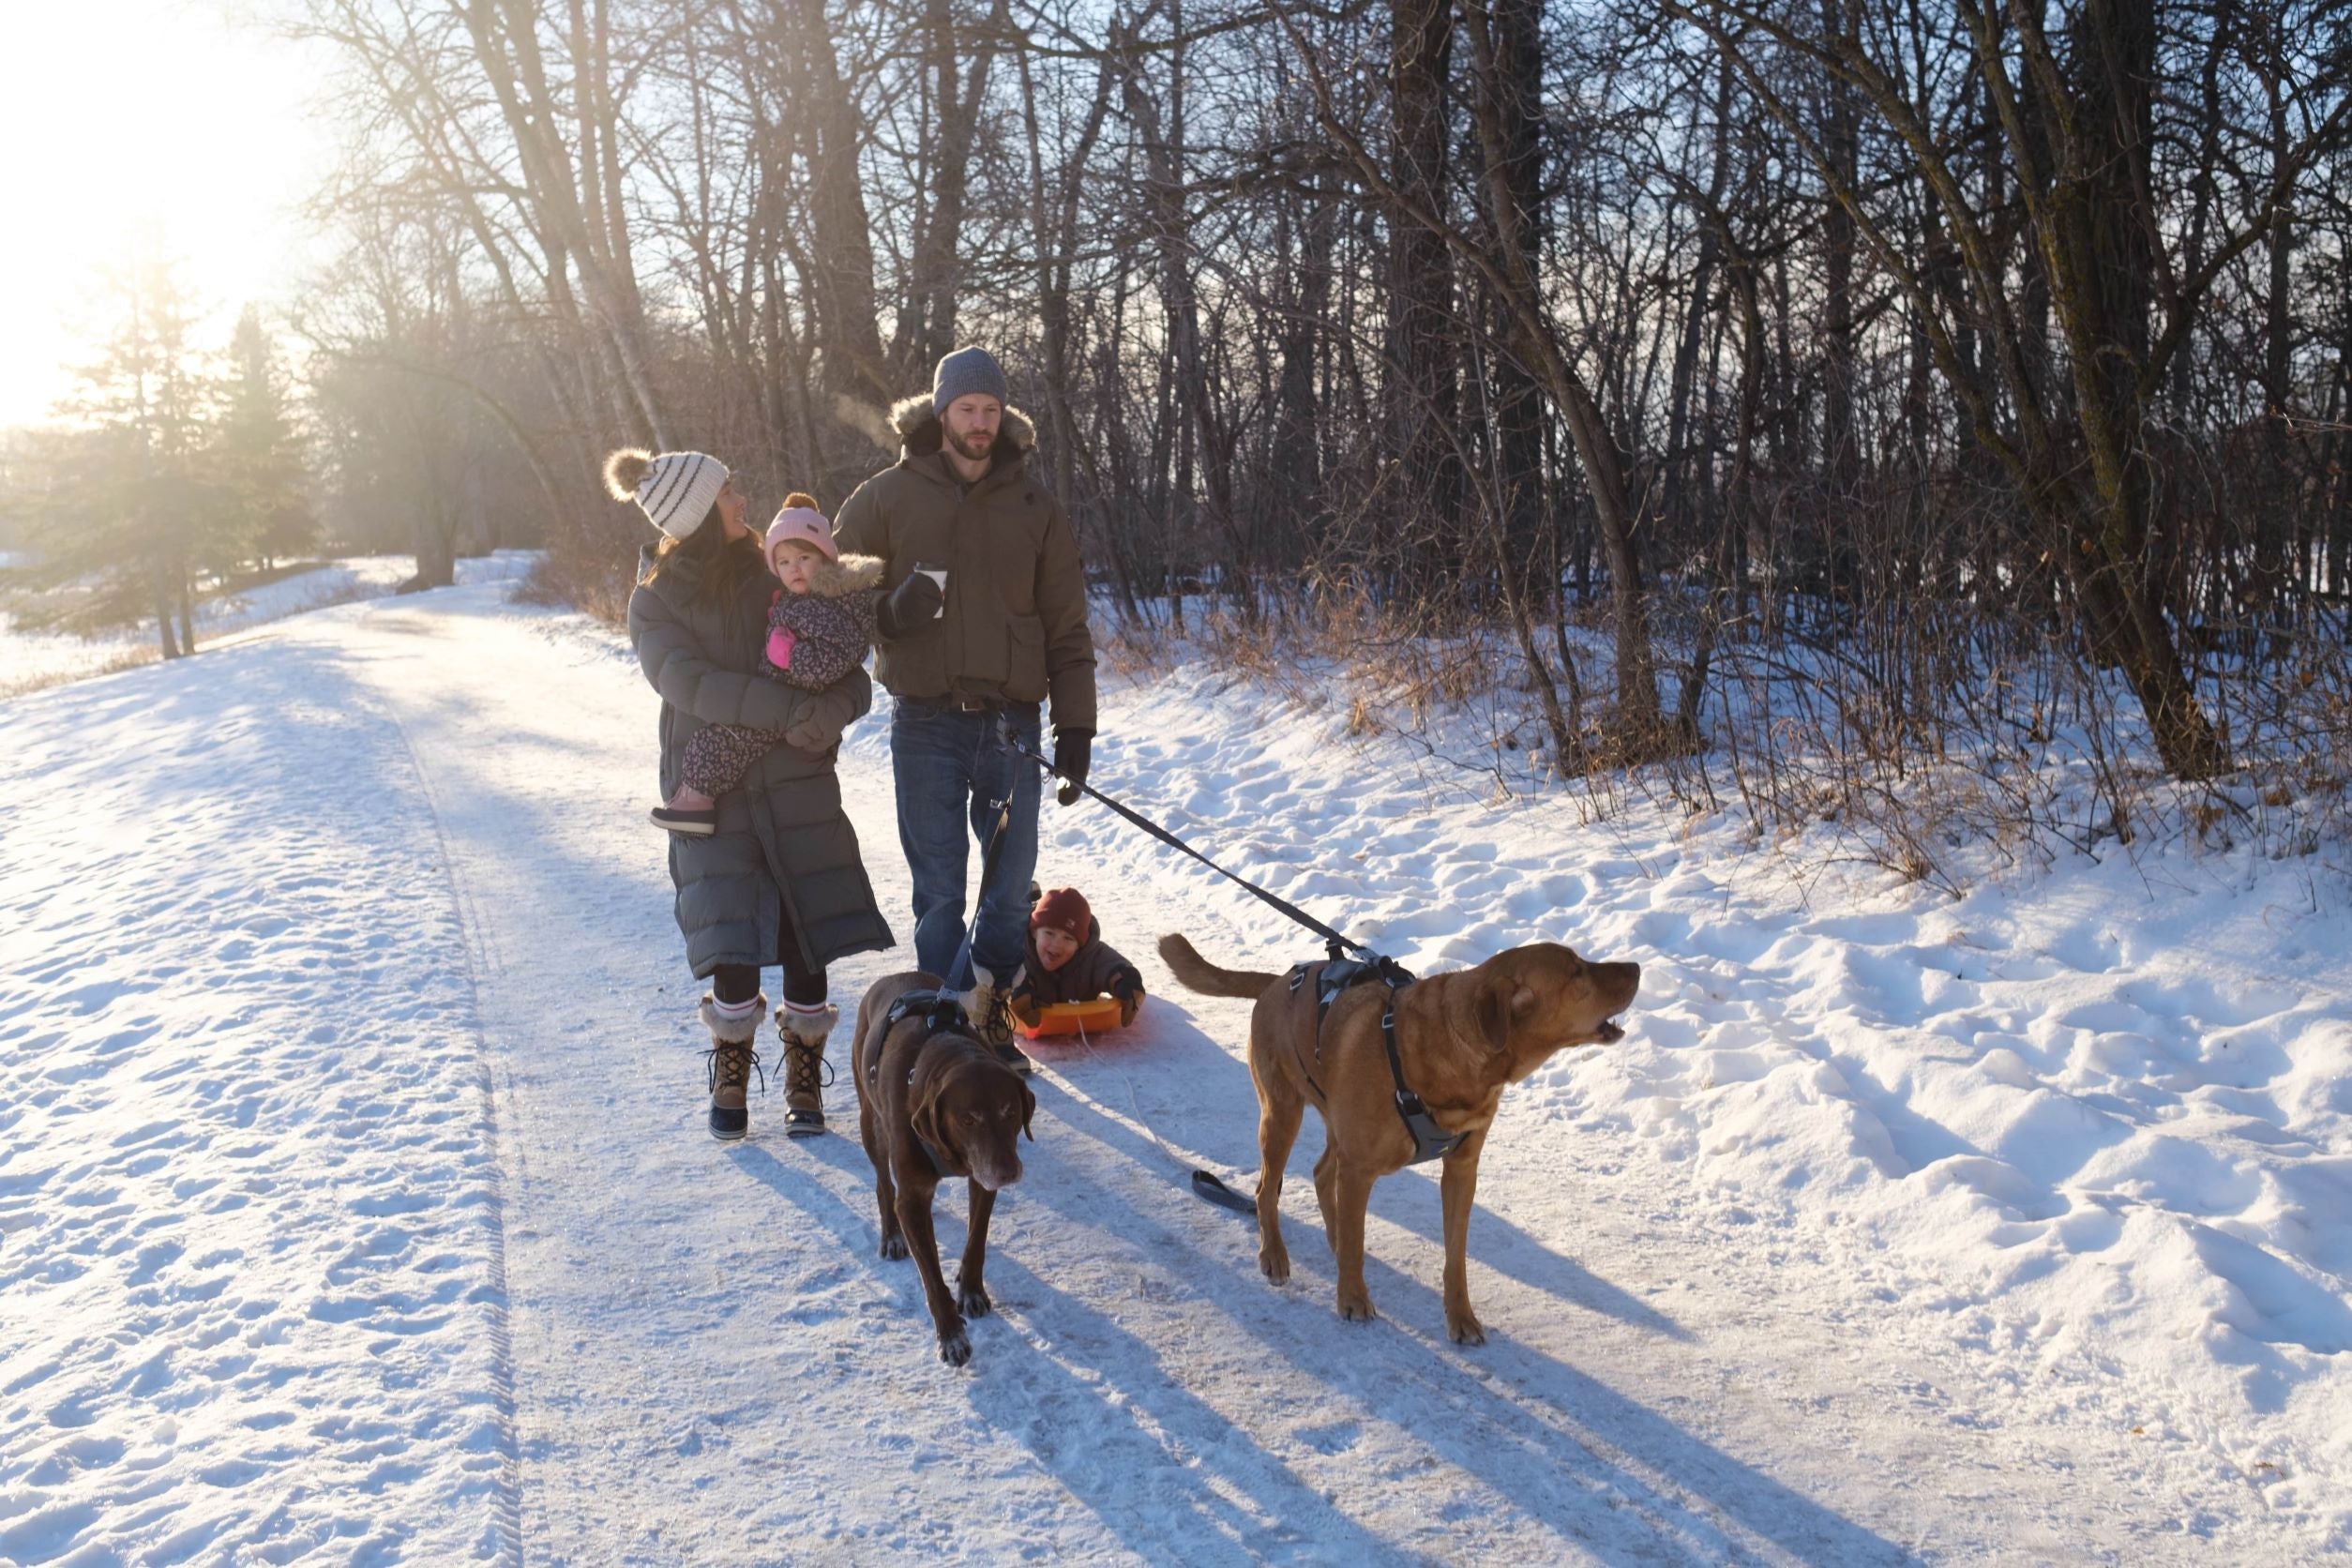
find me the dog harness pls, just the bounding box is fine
[1285,957,1467,1166]
[874,988,973,1175]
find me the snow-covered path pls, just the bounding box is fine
[353,592,1911,1564]
[4,581,2345,1564]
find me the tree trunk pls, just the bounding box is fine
[1489,0,1545,601]
[151,566,182,660]
[1388,0,1459,590]
[1276,172,1335,567]
[894,0,1005,375]
[2033,0,2226,776]
[1452,0,1665,743]
[412,505,458,592]
[787,0,889,413]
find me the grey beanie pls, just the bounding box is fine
[931,347,1009,415]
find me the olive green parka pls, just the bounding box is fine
[832,398,1097,731]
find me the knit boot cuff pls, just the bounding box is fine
[701,994,769,1043]
[779,1003,839,1048]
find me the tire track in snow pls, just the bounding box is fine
[0,604,534,1564]
[370,602,527,1567]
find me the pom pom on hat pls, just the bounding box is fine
[603,447,729,538]
[602,448,652,500]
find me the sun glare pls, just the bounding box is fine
[0,0,328,429]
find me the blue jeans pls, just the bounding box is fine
[890,700,1041,989]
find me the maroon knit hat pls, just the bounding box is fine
[1032,887,1091,940]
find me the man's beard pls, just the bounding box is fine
[951,427,994,460]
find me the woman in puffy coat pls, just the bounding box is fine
[610,448,894,1140]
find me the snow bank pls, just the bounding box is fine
[0,551,543,697]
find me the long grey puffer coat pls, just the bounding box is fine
[628,547,895,978]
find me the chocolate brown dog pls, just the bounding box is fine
[852,972,1037,1365]
[1161,935,1639,1346]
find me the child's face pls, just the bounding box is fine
[1033,925,1079,972]
[771,539,823,594]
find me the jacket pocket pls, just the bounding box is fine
[1007,614,1048,701]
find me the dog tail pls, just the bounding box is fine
[1157,933,1283,999]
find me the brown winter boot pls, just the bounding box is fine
[701,994,767,1141]
[778,1003,838,1138]
[961,970,1034,1078]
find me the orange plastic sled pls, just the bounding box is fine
[1015,997,1136,1040]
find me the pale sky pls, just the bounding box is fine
[0,1,331,430]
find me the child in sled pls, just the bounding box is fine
[651,495,883,835]
[1008,886,1145,1030]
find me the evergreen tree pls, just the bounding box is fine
[215,307,315,573]
[23,241,219,656]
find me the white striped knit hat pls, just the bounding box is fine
[601,448,729,539]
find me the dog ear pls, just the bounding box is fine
[1474,977,1540,1052]
[1018,1079,1037,1142]
[1475,982,1511,1052]
[909,1075,949,1159]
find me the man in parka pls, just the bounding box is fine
[834,347,1097,1073]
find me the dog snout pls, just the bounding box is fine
[971,1152,1024,1192]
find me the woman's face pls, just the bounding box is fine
[714,475,750,539]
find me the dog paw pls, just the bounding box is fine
[1336,1292,1379,1323]
[1447,1313,1486,1347]
[879,1233,910,1261]
[956,1279,992,1318]
[938,1325,972,1367]
[1259,1248,1290,1285]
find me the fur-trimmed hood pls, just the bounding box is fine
[888,393,1037,464]
[792,551,884,598]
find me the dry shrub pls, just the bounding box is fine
[518,549,634,625]
[519,492,650,626]
[1108,566,2351,894]
[0,644,160,701]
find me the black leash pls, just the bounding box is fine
[1191,1169,1258,1214]
[1013,734,1373,1214]
[1011,739,1465,1211]
[1009,738,1369,963]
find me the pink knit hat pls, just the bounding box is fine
[762,492,838,571]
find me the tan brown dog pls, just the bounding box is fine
[1161,935,1638,1346]
[852,972,1037,1365]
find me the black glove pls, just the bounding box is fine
[875,570,944,638]
[1052,727,1093,806]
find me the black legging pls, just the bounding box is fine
[711,897,826,1008]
